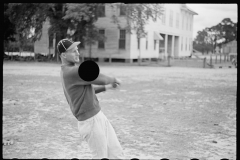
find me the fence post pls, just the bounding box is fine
[167,55,171,67]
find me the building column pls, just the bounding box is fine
[172,35,175,58]
[164,34,168,60]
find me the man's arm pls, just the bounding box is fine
[91,73,118,85]
[93,86,106,94]
[79,73,120,86]
[93,83,119,94]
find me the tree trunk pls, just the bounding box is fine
[56,34,62,63]
[19,44,22,57]
[210,51,212,65]
[138,37,141,66]
[203,57,206,68]
[89,43,92,60]
[138,50,141,66]
[57,51,59,62]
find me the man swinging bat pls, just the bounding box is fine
[57,39,124,159]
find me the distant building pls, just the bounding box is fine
[34,3,198,62]
[222,40,237,61]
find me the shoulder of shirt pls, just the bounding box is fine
[61,65,78,76]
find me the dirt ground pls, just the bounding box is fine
[3,61,237,159]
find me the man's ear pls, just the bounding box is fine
[61,53,67,58]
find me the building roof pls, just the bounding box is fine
[181,4,198,15]
[154,32,164,40]
[222,39,237,47]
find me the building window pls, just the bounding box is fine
[189,15,192,31]
[189,38,191,51]
[176,13,179,28]
[98,5,105,17]
[119,30,126,49]
[186,38,187,50]
[162,10,166,25]
[189,15,191,31]
[186,13,188,30]
[169,10,173,27]
[182,12,184,30]
[154,40,156,50]
[181,37,183,51]
[120,4,126,16]
[98,29,105,49]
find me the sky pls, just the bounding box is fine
[186,4,238,39]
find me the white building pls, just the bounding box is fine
[34,3,198,62]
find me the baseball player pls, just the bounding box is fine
[57,39,124,159]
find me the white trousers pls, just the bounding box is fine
[78,111,124,159]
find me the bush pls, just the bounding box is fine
[22,42,34,52]
[35,53,48,62]
[5,42,19,52]
[5,41,34,52]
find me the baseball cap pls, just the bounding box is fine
[55,39,81,57]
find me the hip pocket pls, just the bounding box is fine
[78,117,94,141]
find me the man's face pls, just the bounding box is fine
[63,46,80,63]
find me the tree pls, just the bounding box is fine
[217,18,237,44]
[5,3,50,58]
[193,29,208,54]
[6,3,163,63]
[194,18,237,57]
[6,3,70,61]
[207,18,237,50]
[110,3,164,64]
[63,3,106,59]
[47,3,71,62]
[4,3,16,43]
[6,4,48,42]
[4,3,16,58]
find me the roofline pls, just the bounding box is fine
[186,6,198,15]
[181,4,198,15]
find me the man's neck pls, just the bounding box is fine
[61,59,82,67]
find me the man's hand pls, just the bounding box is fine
[111,83,119,89]
[105,78,121,90]
[105,83,119,90]
[114,78,122,85]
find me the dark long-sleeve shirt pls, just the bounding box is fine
[60,64,101,121]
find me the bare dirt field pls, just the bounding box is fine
[3,61,237,159]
